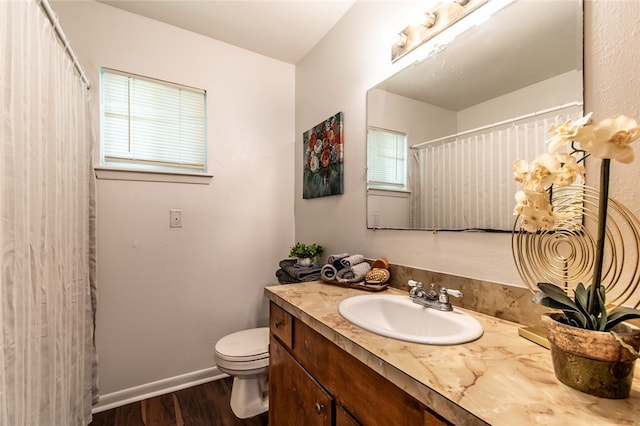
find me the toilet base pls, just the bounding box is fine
[229,374,269,419]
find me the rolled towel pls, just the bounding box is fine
[327,253,349,264]
[337,262,371,283]
[321,264,338,280]
[333,258,348,270]
[341,254,365,268]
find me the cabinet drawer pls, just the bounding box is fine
[269,302,293,349]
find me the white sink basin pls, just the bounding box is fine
[338,294,483,345]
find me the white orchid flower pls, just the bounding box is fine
[580,115,640,163]
[546,112,593,153]
[514,152,583,192]
[553,153,585,186]
[531,153,560,188]
[514,189,573,232]
[512,159,529,184]
[513,189,553,227]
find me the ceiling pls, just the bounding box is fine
[96,0,356,64]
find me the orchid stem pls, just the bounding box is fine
[589,158,610,315]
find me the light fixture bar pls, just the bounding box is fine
[391,0,488,62]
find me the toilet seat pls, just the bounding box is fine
[215,327,269,373]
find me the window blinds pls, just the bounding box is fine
[101,68,206,172]
[367,127,407,189]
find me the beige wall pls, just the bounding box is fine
[295,0,640,287]
[53,1,295,399]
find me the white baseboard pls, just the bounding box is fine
[92,367,228,414]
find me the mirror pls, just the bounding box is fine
[366,0,583,231]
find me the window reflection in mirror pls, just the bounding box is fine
[366,0,583,231]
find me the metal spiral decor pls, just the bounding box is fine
[512,184,640,308]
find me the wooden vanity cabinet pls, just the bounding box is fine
[269,302,449,426]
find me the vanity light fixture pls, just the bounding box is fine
[391,0,488,62]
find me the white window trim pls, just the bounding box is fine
[94,166,213,184]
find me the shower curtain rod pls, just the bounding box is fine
[38,0,91,89]
[410,101,584,149]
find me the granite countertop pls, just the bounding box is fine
[265,282,640,426]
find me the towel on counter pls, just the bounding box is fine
[326,253,349,270]
[337,261,371,283]
[320,264,338,281]
[327,253,349,264]
[276,259,321,283]
[276,268,300,284]
[340,254,365,268]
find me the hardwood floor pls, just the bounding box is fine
[89,377,268,426]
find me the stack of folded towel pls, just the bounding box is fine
[275,259,322,284]
[321,253,371,284]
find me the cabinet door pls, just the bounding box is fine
[336,405,361,426]
[269,336,333,426]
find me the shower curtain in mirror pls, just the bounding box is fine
[0,1,98,425]
[409,107,583,230]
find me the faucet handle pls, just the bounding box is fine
[408,280,422,288]
[408,280,423,297]
[445,288,463,298]
[439,287,462,304]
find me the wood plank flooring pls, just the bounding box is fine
[89,377,268,426]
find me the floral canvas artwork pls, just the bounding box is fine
[303,112,344,199]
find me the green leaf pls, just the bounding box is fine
[534,293,588,328]
[566,311,588,328]
[605,306,640,331]
[574,283,587,309]
[573,282,592,320]
[533,293,566,309]
[599,284,607,305]
[536,283,582,312]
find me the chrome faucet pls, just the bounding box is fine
[408,280,463,311]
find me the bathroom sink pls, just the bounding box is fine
[338,294,483,345]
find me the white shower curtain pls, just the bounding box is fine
[0,1,97,425]
[410,107,583,230]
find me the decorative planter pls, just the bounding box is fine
[297,258,313,267]
[542,313,640,399]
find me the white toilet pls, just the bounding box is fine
[214,327,270,419]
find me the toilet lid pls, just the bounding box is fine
[215,327,269,362]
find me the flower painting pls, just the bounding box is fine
[303,112,344,199]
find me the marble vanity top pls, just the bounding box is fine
[265,282,640,426]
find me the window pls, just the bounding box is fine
[100,68,207,174]
[367,127,407,190]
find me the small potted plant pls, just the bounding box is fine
[289,242,323,267]
[513,113,640,398]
